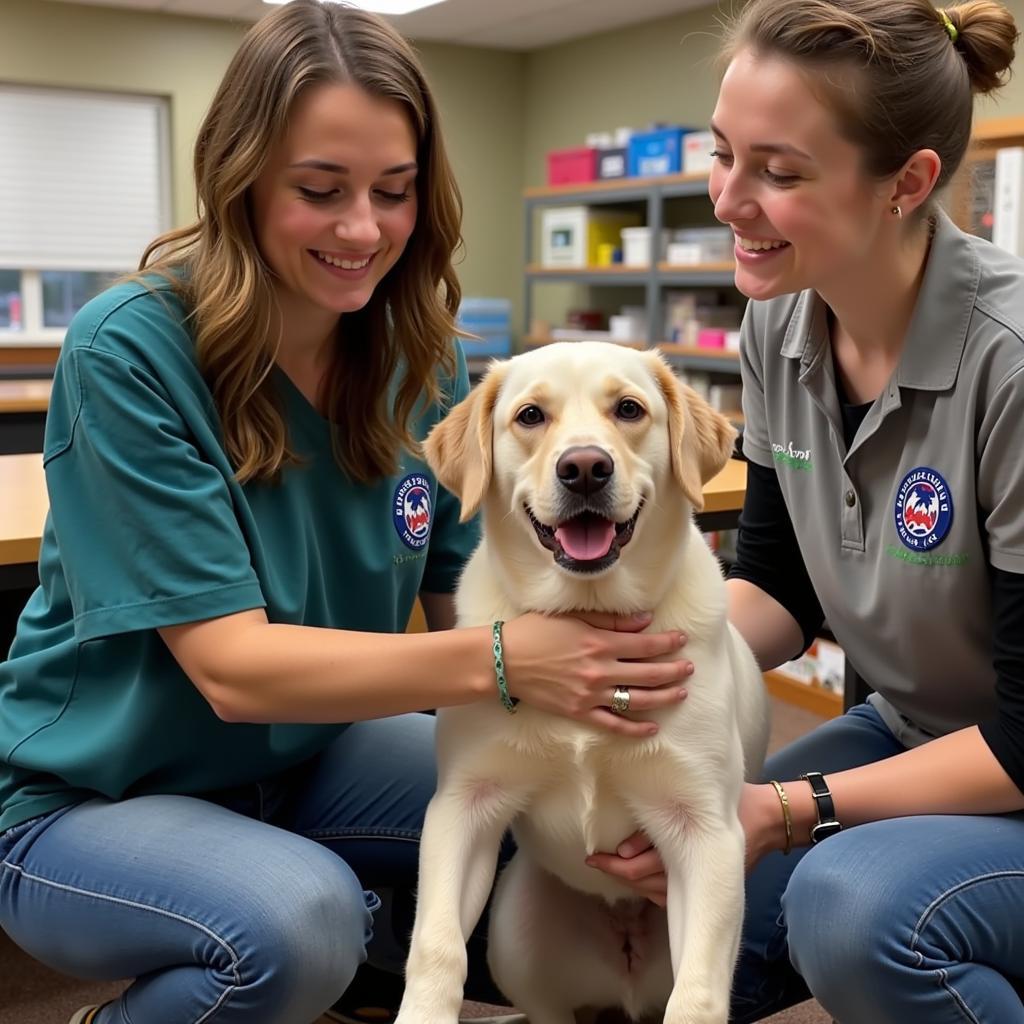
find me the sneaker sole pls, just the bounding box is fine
[68,1008,102,1024]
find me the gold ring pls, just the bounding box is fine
[610,686,631,714]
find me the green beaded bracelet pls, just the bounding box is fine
[492,620,519,714]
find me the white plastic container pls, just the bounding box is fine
[666,242,703,266]
[621,226,652,267]
[621,227,670,267]
[669,227,734,265]
[609,311,647,341]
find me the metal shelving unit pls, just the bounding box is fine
[522,172,741,349]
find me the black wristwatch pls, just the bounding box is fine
[800,771,843,843]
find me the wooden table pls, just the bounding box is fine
[0,378,51,455]
[0,378,51,414]
[695,457,745,532]
[0,451,47,653]
[0,452,47,586]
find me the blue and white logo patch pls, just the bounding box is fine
[893,467,953,551]
[393,474,432,550]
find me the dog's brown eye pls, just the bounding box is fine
[616,398,644,421]
[516,405,545,427]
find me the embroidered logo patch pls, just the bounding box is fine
[393,474,432,550]
[771,440,813,471]
[893,467,953,551]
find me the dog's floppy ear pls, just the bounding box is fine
[422,361,507,522]
[647,353,737,511]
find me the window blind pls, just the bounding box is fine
[0,85,171,272]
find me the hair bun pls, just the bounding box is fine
[945,1,1019,94]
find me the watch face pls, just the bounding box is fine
[811,820,843,843]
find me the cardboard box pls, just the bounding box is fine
[683,130,717,175]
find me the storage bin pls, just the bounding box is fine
[621,227,652,267]
[669,227,734,264]
[458,297,512,357]
[546,146,598,186]
[697,328,727,349]
[666,242,703,266]
[621,226,670,267]
[609,310,647,342]
[627,127,687,178]
[596,147,629,180]
[540,206,642,267]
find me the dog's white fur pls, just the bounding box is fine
[395,342,769,1024]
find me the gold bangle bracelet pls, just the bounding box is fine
[769,780,793,856]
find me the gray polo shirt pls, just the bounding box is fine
[740,211,1024,747]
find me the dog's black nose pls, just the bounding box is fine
[556,446,614,496]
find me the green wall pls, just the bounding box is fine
[518,0,1024,327]
[523,0,1024,185]
[410,41,525,320]
[0,0,245,232]
[522,5,731,188]
[0,0,526,325]
[5,0,1024,340]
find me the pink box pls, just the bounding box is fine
[697,328,727,349]
[547,147,599,186]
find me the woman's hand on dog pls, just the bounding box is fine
[501,611,693,738]
[588,786,794,902]
[586,832,669,906]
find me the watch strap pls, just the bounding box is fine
[800,770,842,843]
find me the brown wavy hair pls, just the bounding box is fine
[721,0,1018,198]
[137,0,463,483]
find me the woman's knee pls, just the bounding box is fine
[782,828,908,995]
[236,842,379,1010]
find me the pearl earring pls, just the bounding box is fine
[892,205,903,220]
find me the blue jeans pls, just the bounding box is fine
[0,713,455,1024]
[733,703,1024,1023]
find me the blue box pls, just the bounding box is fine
[458,298,512,358]
[627,127,687,178]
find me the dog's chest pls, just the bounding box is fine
[513,736,650,857]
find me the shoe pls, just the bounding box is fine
[68,1008,103,1024]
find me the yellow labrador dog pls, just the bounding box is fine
[396,342,768,1024]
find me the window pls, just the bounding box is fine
[42,271,121,329]
[0,269,21,333]
[0,85,171,344]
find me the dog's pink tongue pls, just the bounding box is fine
[555,517,616,560]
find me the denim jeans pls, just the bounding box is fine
[0,712,456,1024]
[732,702,1024,1024]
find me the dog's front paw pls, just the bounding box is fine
[663,985,729,1024]
[394,987,465,1024]
[393,1004,460,1024]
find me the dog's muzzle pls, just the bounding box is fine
[525,501,643,575]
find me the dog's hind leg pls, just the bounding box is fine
[394,776,528,1024]
[486,857,579,1024]
[489,856,669,1024]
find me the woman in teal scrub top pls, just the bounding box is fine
[0,4,691,1023]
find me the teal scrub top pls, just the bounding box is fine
[0,278,478,833]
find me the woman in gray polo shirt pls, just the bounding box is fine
[590,1,1024,1021]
